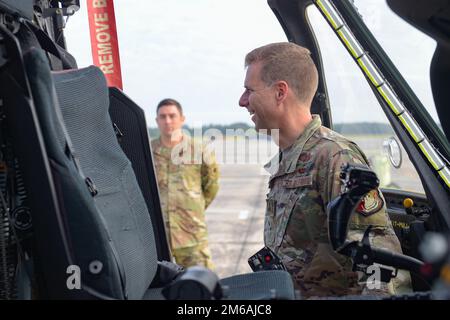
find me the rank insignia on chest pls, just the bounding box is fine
[356,189,384,216]
[297,152,312,163]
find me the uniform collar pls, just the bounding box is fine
[153,133,190,154]
[264,115,322,177]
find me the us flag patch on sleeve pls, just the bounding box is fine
[356,189,384,217]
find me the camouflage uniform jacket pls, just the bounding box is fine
[151,135,219,250]
[264,115,410,298]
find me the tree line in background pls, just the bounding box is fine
[148,122,395,139]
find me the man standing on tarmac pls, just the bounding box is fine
[151,98,219,269]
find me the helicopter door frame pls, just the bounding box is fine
[268,0,450,231]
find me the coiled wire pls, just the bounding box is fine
[0,159,17,299]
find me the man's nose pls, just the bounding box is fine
[163,117,171,124]
[239,91,248,107]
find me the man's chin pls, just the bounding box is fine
[162,130,174,137]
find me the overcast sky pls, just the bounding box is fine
[64,0,439,126]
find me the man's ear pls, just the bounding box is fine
[275,81,288,102]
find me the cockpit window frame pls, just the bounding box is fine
[268,0,450,229]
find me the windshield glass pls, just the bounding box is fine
[307,4,425,194]
[352,0,442,132]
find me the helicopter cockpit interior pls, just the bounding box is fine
[0,0,449,300]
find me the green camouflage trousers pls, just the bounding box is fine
[172,242,215,270]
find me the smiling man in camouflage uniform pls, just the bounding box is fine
[151,98,219,269]
[239,43,411,298]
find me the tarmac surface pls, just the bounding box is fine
[205,163,270,278]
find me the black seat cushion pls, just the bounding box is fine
[24,48,124,299]
[52,65,158,299]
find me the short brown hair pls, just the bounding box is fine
[157,98,183,115]
[245,42,318,105]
